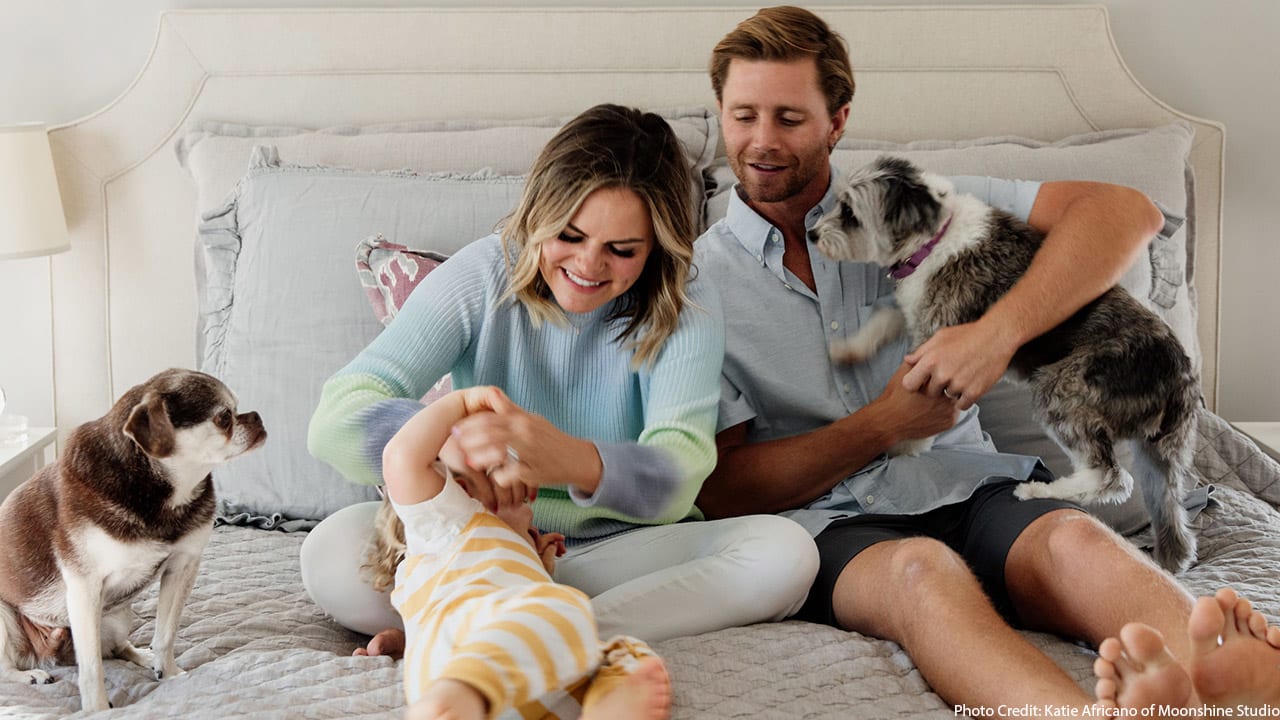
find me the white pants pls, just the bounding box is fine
[299,502,818,643]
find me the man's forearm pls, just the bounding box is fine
[699,406,900,518]
[1008,181,1164,344]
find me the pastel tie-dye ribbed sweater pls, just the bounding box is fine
[308,234,724,541]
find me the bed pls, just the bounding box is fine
[11,5,1278,718]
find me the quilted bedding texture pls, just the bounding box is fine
[3,411,1278,720]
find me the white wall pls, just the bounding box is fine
[1,0,1278,423]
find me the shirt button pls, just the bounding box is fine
[842,383,850,392]
[830,321,839,330]
[866,495,875,505]
[783,284,793,290]
[756,254,764,263]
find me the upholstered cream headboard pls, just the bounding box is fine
[45,5,1224,435]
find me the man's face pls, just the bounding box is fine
[718,57,848,208]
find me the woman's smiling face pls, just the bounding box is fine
[538,186,656,315]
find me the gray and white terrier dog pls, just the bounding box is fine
[809,156,1200,573]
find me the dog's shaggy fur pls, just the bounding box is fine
[809,156,1201,573]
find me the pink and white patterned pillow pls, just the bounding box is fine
[355,234,453,403]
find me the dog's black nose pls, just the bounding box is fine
[806,229,819,243]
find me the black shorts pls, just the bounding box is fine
[795,468,1083,627]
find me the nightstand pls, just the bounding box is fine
[0,426,57,502]
[1231,422,1280,463]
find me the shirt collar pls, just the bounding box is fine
[724,164,843,259]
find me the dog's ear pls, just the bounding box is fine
[836,191,861,233]
[124,391,176,458]
[883,169,943,239]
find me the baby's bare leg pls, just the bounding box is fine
[405,679,487,720]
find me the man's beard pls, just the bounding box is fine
[729,152,824,204]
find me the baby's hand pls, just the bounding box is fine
[535,531,567,573]
[458,385,512,416]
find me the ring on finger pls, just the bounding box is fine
[942,387,958,400]
[505,445,520,466]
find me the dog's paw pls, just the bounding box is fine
[152,654,184,681]
[154,665,187,681]
[0,667,53,685]
[829,339,873,365]
[116,643,154,669]
[1013,481,1055,501]
[888,436,933,457]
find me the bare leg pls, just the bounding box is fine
[1189,588,1280,708]
[1003,512,1196,674]
[353,628,405,659]
[404,679,487,720]
[581,657,672,720]
[832,537,1103,717]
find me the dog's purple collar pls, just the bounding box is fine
[888,215,953,280]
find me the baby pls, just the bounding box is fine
[368,386,671,720]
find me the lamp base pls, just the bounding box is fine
[0,414,29,447]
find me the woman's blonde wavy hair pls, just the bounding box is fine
[364,493,405,594]
[500,104,698,369]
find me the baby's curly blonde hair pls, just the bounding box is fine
[363,493,405,593]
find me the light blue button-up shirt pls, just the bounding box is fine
[694,169,1046,536]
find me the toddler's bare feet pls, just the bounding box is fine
[405,679,487,720]
[1189,587,1280,709]
[353,627,406,659]
[582,657,672,720]
[1094,622,1192,715]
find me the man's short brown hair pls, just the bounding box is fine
[709,6,855,116]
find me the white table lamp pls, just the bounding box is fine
[0,123,70,445]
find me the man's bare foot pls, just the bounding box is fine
[405,679,487,720]
[353,628,405,659]
[1094,622,1193,714]
[581,657,671,720]
[1189,588,1280,708]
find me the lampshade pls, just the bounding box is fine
[0,123,70,260]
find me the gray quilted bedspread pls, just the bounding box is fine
[4,411,1278,719]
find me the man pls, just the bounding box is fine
[694,6,1196,714]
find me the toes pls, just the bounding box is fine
[1118,622,1173,670]
[1189,595,1226,656]
[1094,655,1120,682]
[1229,597,1255,636]
[1247,609,1269,641]
[1098,637,1131,671]
[1095,676,1119,704]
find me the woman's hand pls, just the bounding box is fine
[440,432,534,512]
[449,391,604,496]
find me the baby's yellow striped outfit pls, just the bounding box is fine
[391,478,653,719]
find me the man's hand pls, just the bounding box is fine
[901,318,1018,411]
[870,361,962,443]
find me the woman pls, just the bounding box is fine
[303,104,818,647]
